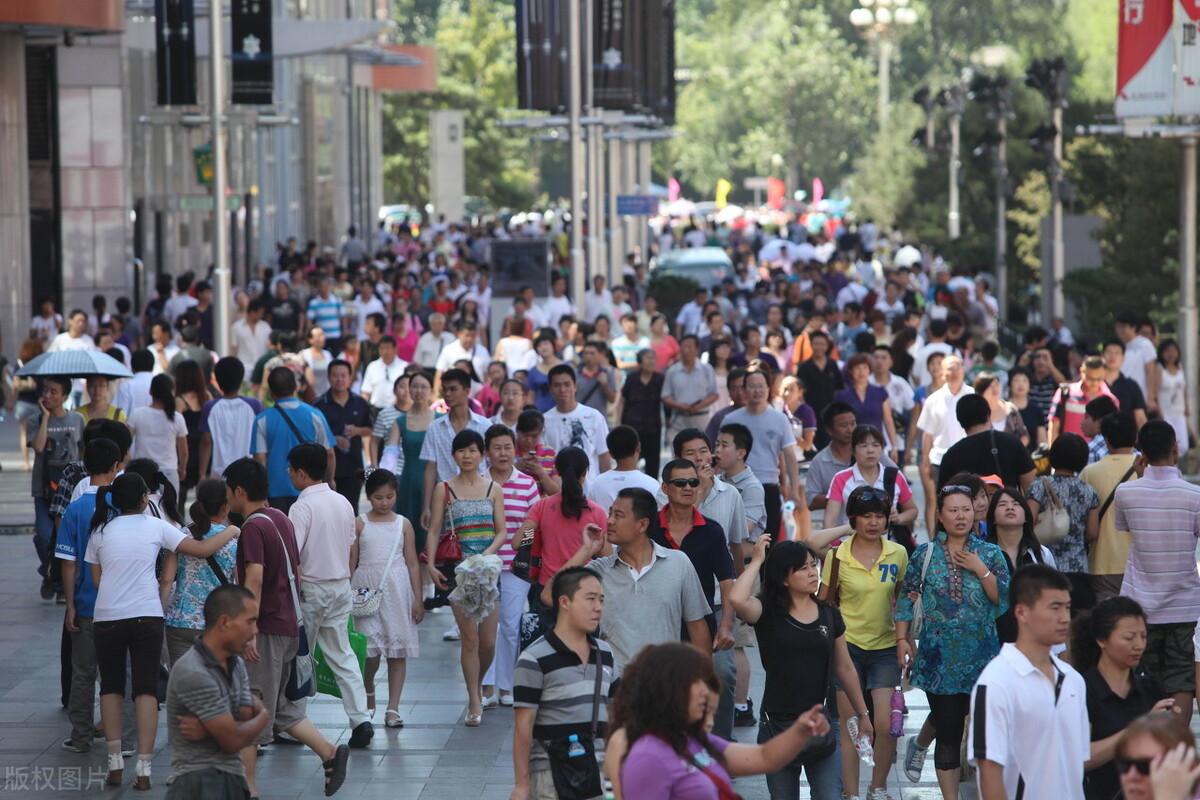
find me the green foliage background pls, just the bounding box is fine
[383,0,1186,338]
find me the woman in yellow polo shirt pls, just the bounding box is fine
[820,485,909,800]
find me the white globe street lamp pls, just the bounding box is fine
[851,0,918,126]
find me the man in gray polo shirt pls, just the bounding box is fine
[165,585,267,798]
[544,487,711,674]
[661,335,719,445]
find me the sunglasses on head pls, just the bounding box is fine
[855,487,890,502]
[667,478,701,488]
[1114,756,1152,776]
[940,484,973,496]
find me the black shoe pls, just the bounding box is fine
[40,579,54,600]
[347,721,373,749]
[734,698,757,728]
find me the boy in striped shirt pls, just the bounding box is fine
[482,425,541,709]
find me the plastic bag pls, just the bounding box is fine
[449,554,503,621]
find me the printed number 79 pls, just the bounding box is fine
[878,563,900,583]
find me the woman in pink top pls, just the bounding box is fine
[527,447,609,586]
[391,312,420,363]
[609,642,830,800]
[650,313,681,373]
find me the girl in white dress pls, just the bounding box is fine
[1156,338,1192,449]
[351,469,422,728]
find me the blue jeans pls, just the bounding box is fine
[712,646,736,739]
[34,496,53,579]
[758,717,843,800]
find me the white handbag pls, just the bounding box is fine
[909,540,936,640]
[1032,477,1071,545]
[351,519,403,618]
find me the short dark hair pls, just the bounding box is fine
[1115,311,1142,327]
[131,349,155,373]
[83,438,122,476]
[327,358,353,378]
[616,487,657,522]
[379,335,397,347]
[1103,338,1125,354]
[661,458,698,482]
[726,367,748,390]
[672,428,711,458]
[955,394,992,429]
[516,409,545,434]
[44,376,71,395]
[1009,563,1072,610]
[928,319,949,338]
[551,566,603,611]
[606,425,640,460]
[548,363,576,384]
[203,584,256,630]
[287,442,328,481]
[223,457,269,501]
[441,367,471,391]
[267,366,297,398]
[822,401,856,430]
[213,356,245,395]
[1101,411,1137,449]
[719,423,753,457]
[484,424,515,449]
[1084,396,1117,421]
[452,429,485,454]
[83,418,133,458]
[1048,433,1089,473]
[1137,419,1177,463]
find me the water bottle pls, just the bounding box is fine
[889,687,905,738]
[567,734,585,758]
[846,716,875,767]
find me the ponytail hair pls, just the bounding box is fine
[89,472,149,533]
[149,373,176,421]
[554,446,590,521]
[188,478,228,540]
[124,457,185,526]
[1069,596,1147,671]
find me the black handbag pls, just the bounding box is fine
[540,643,605,800]
[882,467,915,555]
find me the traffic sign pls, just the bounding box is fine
[178,194,243,212]
[616,194,658,216]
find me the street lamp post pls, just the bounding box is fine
[850,0,918,126]
[210,0,231,357]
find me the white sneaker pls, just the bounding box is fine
[443,624,460,641]
[499,693,514,707]
[481,694,499,710]
[868,789,895,800]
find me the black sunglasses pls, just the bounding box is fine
[940,484,973,496]
[666,478,701,488]
[1114,757,1152,776]
[855,487,890,502]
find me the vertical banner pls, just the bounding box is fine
[430,110,466,222]
[1116,0,1175,117]
[1174,0,1200,114]
[232,0,273,105]
[155,0,197,106]
[594,0,636,109]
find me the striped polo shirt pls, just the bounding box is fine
[306,295,344,338]
[1114,464,1200,624]
[513,632,614,771]
[496,467,539,568]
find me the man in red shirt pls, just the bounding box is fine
[1047,355,1119,444]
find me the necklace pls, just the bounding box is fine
[941,540,964,602]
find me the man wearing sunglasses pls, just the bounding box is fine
[649,459,737,738]
[968,565,1088,800]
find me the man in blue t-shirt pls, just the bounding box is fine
[250,367,335,513]
[55,438,122,753]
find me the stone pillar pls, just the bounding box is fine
[0,33,31,362]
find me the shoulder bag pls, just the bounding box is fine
[540,643,606,800]
[351,517,404,618]
[274,403,311,444]
[249,511,314,701]
[1098,463,1138,522]
[1032,476,1071,545]
[434,483,463,565]
[817,546,842,605]
[882,466,914,553]
[909,540,937,640]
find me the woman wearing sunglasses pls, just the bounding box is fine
[1113,711,1199,800]
[894,483,1010,800]
[1074,597,1176,800]
[820,485,909,800]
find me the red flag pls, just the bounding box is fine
[668,177,681,202]
[766,177,786,210]
[812,177,825,205]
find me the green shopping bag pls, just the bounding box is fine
[312,619,368,698]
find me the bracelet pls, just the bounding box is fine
[980,569,992,580]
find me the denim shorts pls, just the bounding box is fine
[845,644,901,692]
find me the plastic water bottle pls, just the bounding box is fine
[889,687,905,738]
[567,734,585,758]
[846,716,875,767]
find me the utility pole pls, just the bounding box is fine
[968,73,1012,321]
[583,0,602,284]
[939,85,965,241]
[210,0,231,357]
[1026,56,1068,323]
[1181,137,1198,439]
[567,0,585,308]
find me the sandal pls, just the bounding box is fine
[385,710,404,729]
[464,712,482,727]
[323,744,350,797]
[366,691,376,720]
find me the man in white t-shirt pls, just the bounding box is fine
[29,298,62,345]
[434,322,491,380]
[200,357,264,479]
[583,274,615,324]
[413,313,456,373]
[586,425,658,509]
[350,280,386,341]
[539,274,575,330]
[969,565,1088,800]
[542,364,611,478]
[230,298,272,377]
[1114,311,1159,410]
[48,310,96,354]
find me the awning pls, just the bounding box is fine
[124,17,388,58]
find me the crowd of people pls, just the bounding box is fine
[16,214,1200,800]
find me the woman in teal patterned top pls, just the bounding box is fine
[894,484,1010,800]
